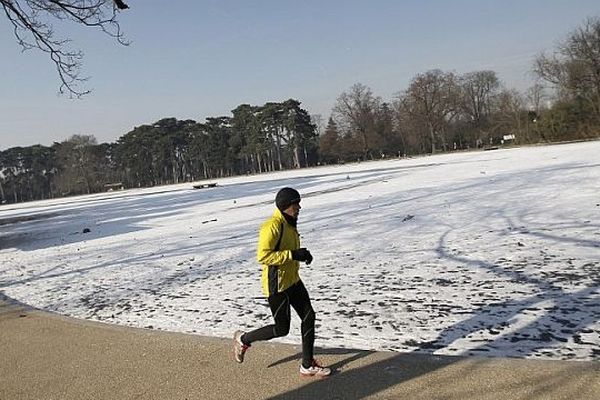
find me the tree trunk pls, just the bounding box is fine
[429,122,436,154]
[172,161,178,184]
[275,131,283,170]
[269,149,275,172]
[293,145,300,168]
[399,132,406,156]
[256,153,262,174]
[303,145,308,167]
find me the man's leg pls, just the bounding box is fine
[289,281,315,368]
[242,291,291,344]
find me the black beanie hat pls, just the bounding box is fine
[275,187,301,211]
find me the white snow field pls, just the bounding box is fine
[1,141,599,361]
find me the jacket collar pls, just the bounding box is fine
[273,208,297,228]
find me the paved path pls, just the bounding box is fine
[1,296,599,400]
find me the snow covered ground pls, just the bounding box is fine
[1,141,599,361]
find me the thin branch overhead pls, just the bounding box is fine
[1,0,130,97]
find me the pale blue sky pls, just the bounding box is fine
[1,0,599,149]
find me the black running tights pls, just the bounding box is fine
[242,280,315,367]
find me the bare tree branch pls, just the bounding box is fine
[1,0,130,97]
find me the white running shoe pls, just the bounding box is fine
[233,330,249,363]
[300,359,331,378]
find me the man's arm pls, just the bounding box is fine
[257,222,291,266]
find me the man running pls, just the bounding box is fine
[233,187,331,378]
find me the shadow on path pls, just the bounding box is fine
[263,348,595,400]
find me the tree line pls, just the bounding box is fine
[2,17,600,204]
[0,99,317,203]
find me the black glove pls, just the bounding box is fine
[291,248,313,265]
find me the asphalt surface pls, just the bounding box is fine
[1,296,599,400]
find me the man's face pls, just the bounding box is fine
[283,201,301,219]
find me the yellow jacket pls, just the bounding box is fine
[257,208,301,296]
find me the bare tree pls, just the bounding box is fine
[401,70,460,153]
[534,17,600,121]
[456,70,501,149]
[332,83,381,159]
[460,70,500,127]
[493,89,527,143]
[526,82,548,115]
[1,0,130,97]
[310,114,325,137]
